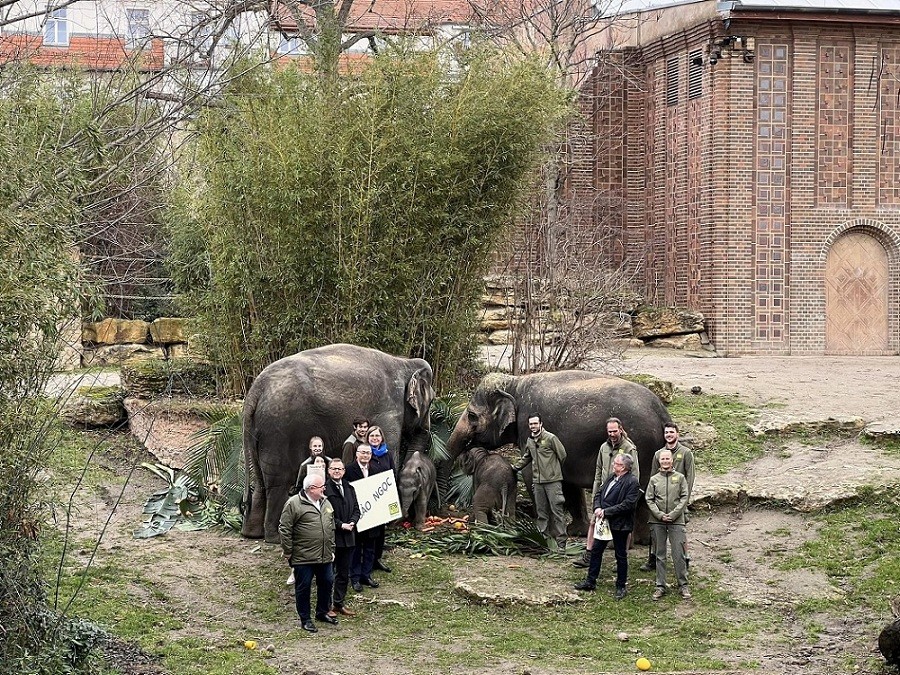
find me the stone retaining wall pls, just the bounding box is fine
[477,279,715,352]
[77,317,191,368]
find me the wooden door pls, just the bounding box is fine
[825,231,889,354]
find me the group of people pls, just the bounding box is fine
[278,418,396,634]
[513,414,696,600]
[573,417,695,600]
[279,412,695,634]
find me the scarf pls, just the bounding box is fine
[371,442,389,458]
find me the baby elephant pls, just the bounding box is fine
[460,447,516,525]
[399,451,438,529]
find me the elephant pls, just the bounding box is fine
[459,447,516,525]
[446,371,671,544]
[241,344,434,542]
[398,451,438,529]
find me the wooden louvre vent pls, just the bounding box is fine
[666,57,679,106]
[689,51,702,99]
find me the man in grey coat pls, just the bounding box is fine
[279,473,337,633]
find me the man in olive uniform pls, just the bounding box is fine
[645,449,690,600]
[575,417,638,568]
[642,422,696,571]
[513,414,568,548]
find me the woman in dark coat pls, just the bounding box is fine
[574,453,641,599]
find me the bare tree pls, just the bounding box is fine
[469,0,645,373]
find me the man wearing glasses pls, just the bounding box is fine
[279,473,338,633]
[324,459,360,619]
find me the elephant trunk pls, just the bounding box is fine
[446,414,473,462]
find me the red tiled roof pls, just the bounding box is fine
[271,0,474,34]
[0,34,165,72]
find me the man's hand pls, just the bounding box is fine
[342,523,354,531]
[594,508,604,519]
[662,514,673,523]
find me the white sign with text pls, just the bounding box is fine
[350,472,402,533]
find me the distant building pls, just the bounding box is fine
[571,0,900,355]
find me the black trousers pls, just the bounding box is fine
[586,529,630,589]
[332,546,353,609]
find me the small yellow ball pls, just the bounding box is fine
[636,657,651,671]
[244,640,258,650]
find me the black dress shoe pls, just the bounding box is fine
[373,561,392,573]
[351,581,363,592]
[301,620,318,633]
[615,587,627,600]
[316,614,339,625]
[360,577,380,588]
[574,580,596,591]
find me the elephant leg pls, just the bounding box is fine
[471,485,492,524]
[415,491,428,528]
[241,483,266,539]
[562,482,589,537]
[264,483,290,544]
[633,501,651,545]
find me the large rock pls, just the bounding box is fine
[487,330,512,345]
[55,316,83,371]
[479,307,518,332]
[863,421,900,441]
[61,386,127,427]
[632,307,705,339]
[149,317,186,344]
[644,333,703,350]
[623,374,676,405]
[83,318,150,345]
[82,343,164,367]
[748,413,866,436]
[879,618,900,667]
[121,358,221,398]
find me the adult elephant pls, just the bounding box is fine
[241,344,434,542]
[446,371,671,544]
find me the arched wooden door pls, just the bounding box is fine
[825,231,889,354]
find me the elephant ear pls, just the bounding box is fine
[406,367,434,422]
[492,390,517,438]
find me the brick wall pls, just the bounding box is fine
[553,18,900,356]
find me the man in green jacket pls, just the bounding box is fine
[279,473,337,633]
[513,414,568,549]
[645,449,690,600]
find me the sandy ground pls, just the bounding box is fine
[61,350,900,674]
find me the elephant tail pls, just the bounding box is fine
[241,386,262,518]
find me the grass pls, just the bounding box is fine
[776,487,900,615]
[667,392,766,474]
[37,423,899,674]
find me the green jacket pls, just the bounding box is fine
[278,491,335,565]
[645,469,689,525]
[515,430,567,484]
[593,436,638,495]
[651,442,695,498]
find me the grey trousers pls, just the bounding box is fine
[533,481,566,547]
[651,523,688,589]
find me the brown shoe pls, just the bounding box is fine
[652,587,666,601]
[680,586,692,600]
[336,606,356,617]
[326,610,338,619]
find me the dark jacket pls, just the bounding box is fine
[370,450,396,476]
[592,472,641,532]
[345,461,371,483]
[278,491,335,565]
[325,478,361,548]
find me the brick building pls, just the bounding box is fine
[575,0,900,355]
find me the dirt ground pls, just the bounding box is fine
[69,351,900,675]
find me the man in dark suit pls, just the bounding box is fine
[573,453,641,600]
[324,458,361,617]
